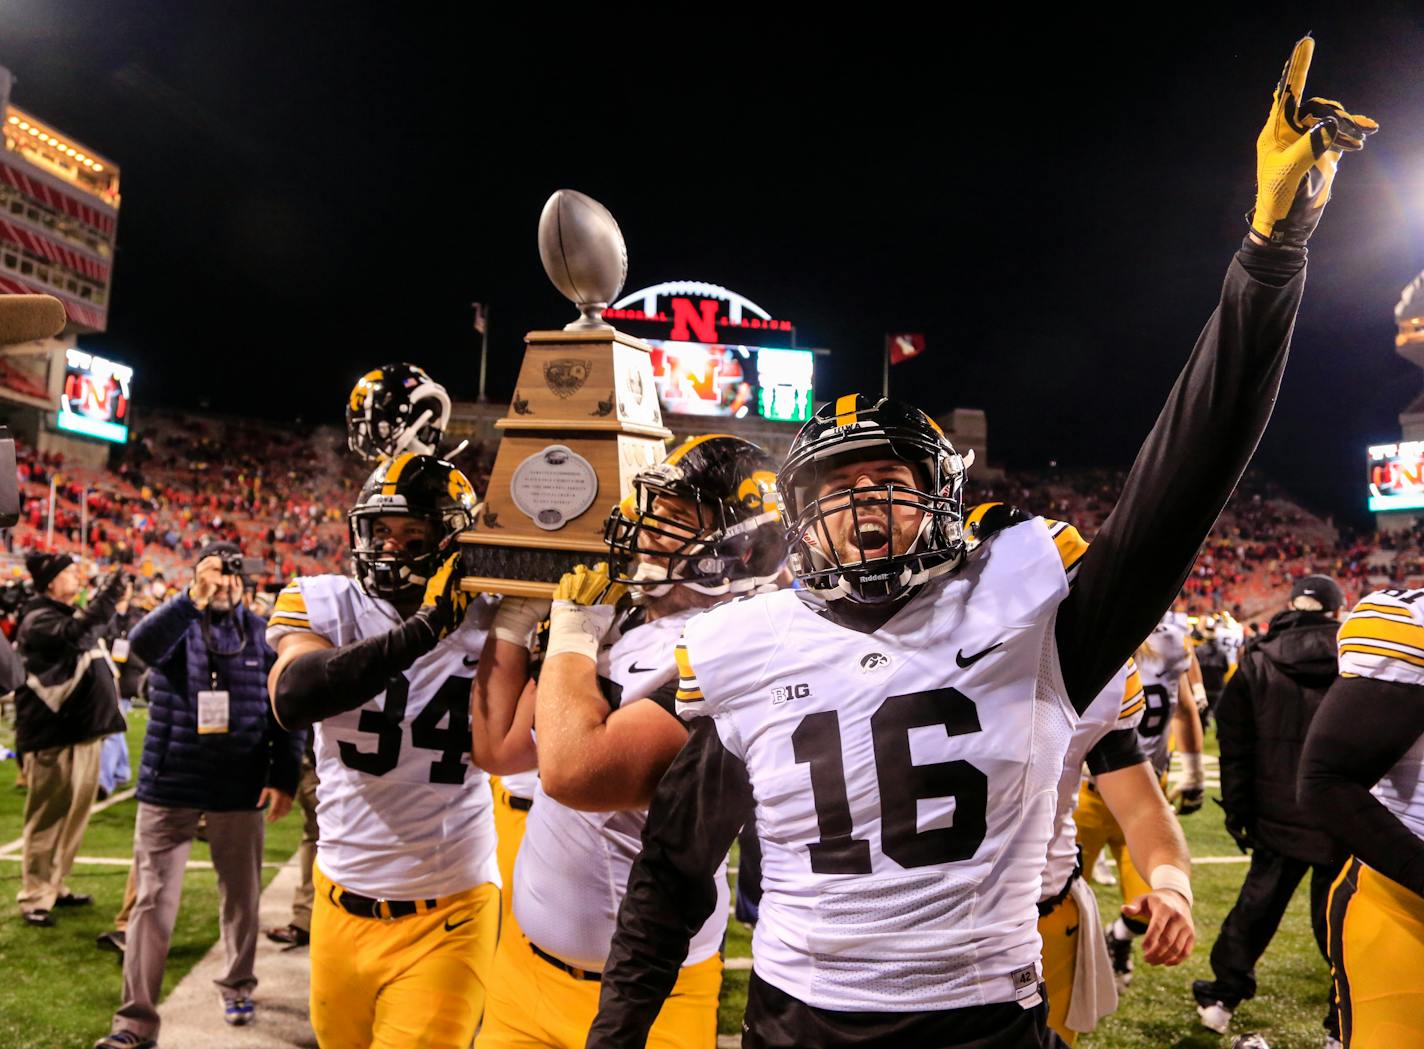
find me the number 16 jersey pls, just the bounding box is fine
[268,574,499,900]
[676,517,1080,1012]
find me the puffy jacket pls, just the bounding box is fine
[130,592,303,811]
[103,603,151,700]
[14,587,125,753]
[1217,608,1343,865]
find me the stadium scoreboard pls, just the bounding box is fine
[1368,441,1424,512]
[605,281,813,423]
[56,347,131,443]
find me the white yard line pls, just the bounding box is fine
[0,853,283,869]
[0,786,136,856]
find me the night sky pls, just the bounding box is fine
[4,3,1424,528]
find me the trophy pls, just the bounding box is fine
[458,191,672,598]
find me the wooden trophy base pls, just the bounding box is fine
[459,327,670,597]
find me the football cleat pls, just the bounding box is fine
[1232,1036,1271,1049]
[605,434,785,599]
[778,394,972,604]
[1194,979,1238,1034]
[1106,927,1134,990]
[346,363,451,462]
[349,454,477,601]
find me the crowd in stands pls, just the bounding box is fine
[1,408,1419,630]
[1,410,493,596]
[976,466,1401,627]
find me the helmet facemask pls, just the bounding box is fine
[604,447,784,603]
[779,400,972,604]
[347,455,476,603]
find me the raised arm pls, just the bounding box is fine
[467,594,547,775]
[1059,38,1377,707]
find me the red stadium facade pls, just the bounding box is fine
[0,66,126,471]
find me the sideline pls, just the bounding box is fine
[0,787,137,856]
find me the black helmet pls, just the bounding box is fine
[604,434,785,598]
[346,363,452,462]
[778,394,973,603]
[348,453,476,600]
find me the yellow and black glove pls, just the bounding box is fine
[414,551,470,644]
[546,562,628,662]
[1248,35,1377,249]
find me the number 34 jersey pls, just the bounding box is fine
[676,517,1080,1012]
[267,574,500,900]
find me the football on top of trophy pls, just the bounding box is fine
[537,189,628,331]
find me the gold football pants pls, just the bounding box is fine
[1075,780,1151,905]
[490,777,531,932]
[475,922,722,1049]
[1328,858,1424,1048]
[311,864,499,1049]
[1038,890,1083,1046]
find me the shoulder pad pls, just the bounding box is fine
[965,502,1033,548]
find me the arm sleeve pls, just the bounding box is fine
[1298,676,1424,898]
[126,593,202,667]
[1085,727,1148,776]
[1214,657,1256,823]
[272,614,437,731]
[1056,241,1305,708]
[588,716,751,1049]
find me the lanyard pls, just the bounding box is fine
[200,609,247,691]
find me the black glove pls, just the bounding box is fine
[1216,798,1255,853]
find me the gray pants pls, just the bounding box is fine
[112,802,265,1039]
[290,757,319,932]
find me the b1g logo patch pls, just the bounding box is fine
[770,683,811,705]
[859,652,891,674]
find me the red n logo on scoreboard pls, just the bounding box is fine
[669,298,719,343]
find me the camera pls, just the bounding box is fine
[218,551,245,577]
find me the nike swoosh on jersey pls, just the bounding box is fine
[462,655,479,668]
[628,662,657,674]
[955,642,1004,668]
[444,917,474,932]
[1065,924,1079,937]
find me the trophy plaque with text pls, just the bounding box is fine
[459,190,671,598]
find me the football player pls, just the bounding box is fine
[469,434,785,1049]
[588,38,1371,1049]
[1300,588,1424,1047]
[266,453,499,1049]
[1079,612,1206,989]
[1029,641,1193,1045]
[346,362,452,461]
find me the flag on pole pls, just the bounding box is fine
[472,302,487,334]
[888,333,926,365]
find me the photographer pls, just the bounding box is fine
[14,553,126,927]
[96,542,303,1049]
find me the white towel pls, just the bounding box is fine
[1066,874,1119,1033]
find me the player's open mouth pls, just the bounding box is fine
[857,521,890,559]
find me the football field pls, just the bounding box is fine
[0,721,1335,1048]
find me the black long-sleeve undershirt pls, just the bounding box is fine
[1299,675,1424,898]
[1055,239,1304,710]
[588,241,1307,1047]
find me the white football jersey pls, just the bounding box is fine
[1133,612,1192,773]
[677,517,1084,1011]
[1337,588,1424,842]
[267,575,499,898]
[514,606,730,972]
[1040,661,1145,899]
[500,769,539,800]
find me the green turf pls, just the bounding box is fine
[0,710,1341,1048]
[0,710,304,1049]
